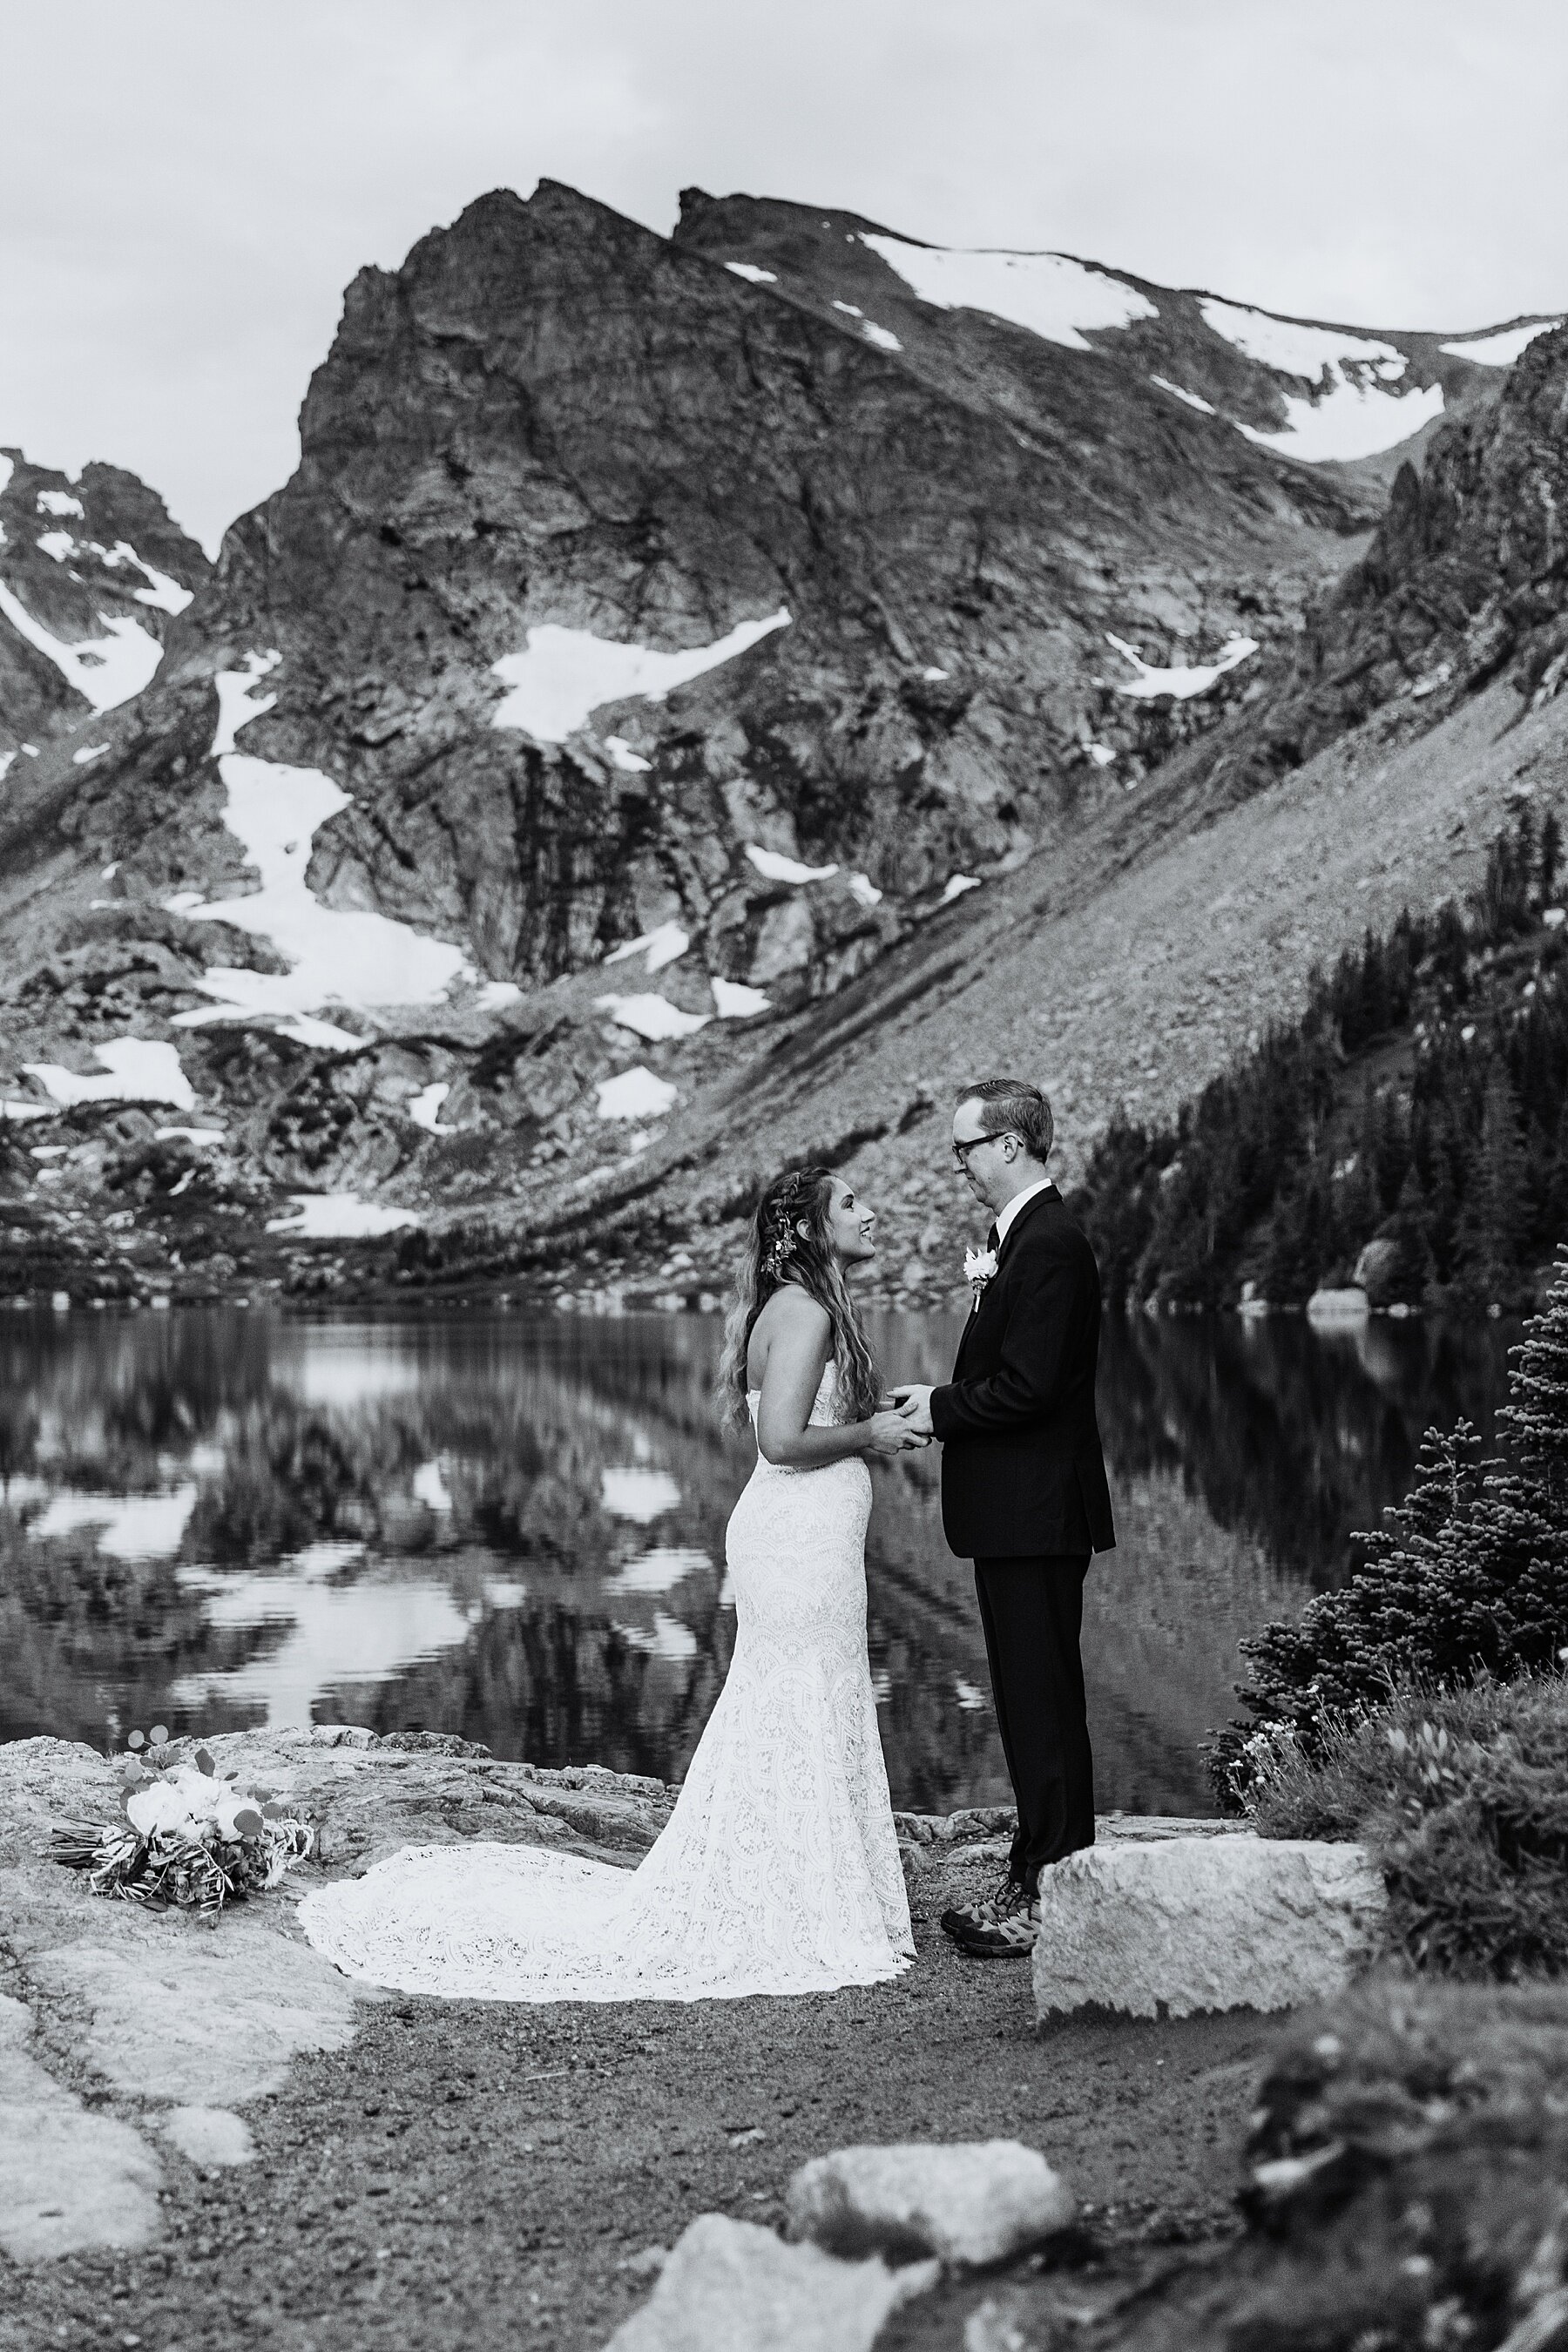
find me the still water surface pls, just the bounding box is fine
[0,1306,1518,1815]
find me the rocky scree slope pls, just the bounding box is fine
[0,180,1556,1296]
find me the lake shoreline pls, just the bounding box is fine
[2,1724,1267,2350]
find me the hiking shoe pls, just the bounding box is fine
[948,1892,1041,1959]
[941,1873,1031,1944]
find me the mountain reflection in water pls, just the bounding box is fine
[0,1305,1518,1816]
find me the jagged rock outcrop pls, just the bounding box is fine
[0,452,206,765]
[1187,321,1568,798]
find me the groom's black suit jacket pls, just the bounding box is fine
[929,1185,1116,1560]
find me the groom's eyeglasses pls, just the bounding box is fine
[952,1131,1010,1170]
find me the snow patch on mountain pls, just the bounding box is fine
[745,844,839,883]
[711,977,771,1017]
[1439,320,1564,366]
[861,235,1158,351]
[36,490,84,519]
[169,657,472,1037]
[171,755,472,1032]
[266,1193,420,1239]
[22,1037,194,1112]
[1106,631,1258,700]
[593,992,710,1041]
[490,610,791,742]
[1198,301,1406,378]
[104,538,195,613]
[29,531,194,612]
[862,321,902,352]
[1238,375,1444,463]
[0,583,164,713]
[597,1066,677,1120]
[408,1082,456,1134]
[726,262,776,284]
[1196,298,1443,461]
[1151,376,1216,415]
[212,650,280,754]
[605,922,689,972]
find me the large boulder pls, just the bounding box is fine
[605,2213,937,2352]
[787,2140,1074,2266]
[1033,1837,1385,2023]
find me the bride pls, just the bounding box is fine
[298,1166,929,2001]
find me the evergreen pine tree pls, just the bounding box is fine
[1370,1164,1436,1304]
[1541,808,1563,907]
[1543,1095,1568,1247]
[1454,1065,1530,1306]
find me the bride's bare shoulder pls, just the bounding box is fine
[747,1285,830,1386]
[754,1285,830,1340]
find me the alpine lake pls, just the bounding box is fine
[0,1301,1521,1816]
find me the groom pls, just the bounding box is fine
[893,1078,1115,1958]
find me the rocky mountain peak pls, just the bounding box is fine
[3,178,1563,1281]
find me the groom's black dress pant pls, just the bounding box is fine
[973,1553,1094,1894]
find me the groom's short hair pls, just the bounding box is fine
[958,1078,1053,1165]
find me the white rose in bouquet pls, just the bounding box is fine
[125,1781,200,1841]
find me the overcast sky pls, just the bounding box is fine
[5,0,1565,554]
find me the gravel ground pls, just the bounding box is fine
[6,1849,1270,2352]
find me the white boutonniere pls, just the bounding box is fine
[963,1245,998,1308]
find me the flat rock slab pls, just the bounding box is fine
[605,2213,937,2352]
[161,2105,257,2167]
[32,1918,359,2104]
[0,2104,165,2262]
[0,1989,163,2261]
[1033,1836,1386,2023]
[787,2139,1075,2266]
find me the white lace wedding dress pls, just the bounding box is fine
[297,1364,914,2001]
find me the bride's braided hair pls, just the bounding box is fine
[716,1166,882,1430]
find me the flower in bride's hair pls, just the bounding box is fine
[762,1225,797,1281]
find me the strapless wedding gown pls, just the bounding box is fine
[297,1365,914,2000]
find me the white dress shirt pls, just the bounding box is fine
[994,1175,1054,1249]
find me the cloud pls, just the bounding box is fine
[2,0,1565,553]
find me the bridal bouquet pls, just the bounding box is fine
[48,1731,313,1923]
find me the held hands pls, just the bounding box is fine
[862,1408,930,1457]
[888,1382,936,1437]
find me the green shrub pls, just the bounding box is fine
[1211,1247,1568,1800]
[1240,1672,1568,1978]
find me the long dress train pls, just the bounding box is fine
[296,1366,914,2001]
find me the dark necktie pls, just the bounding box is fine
[987,1222,1000,1254]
